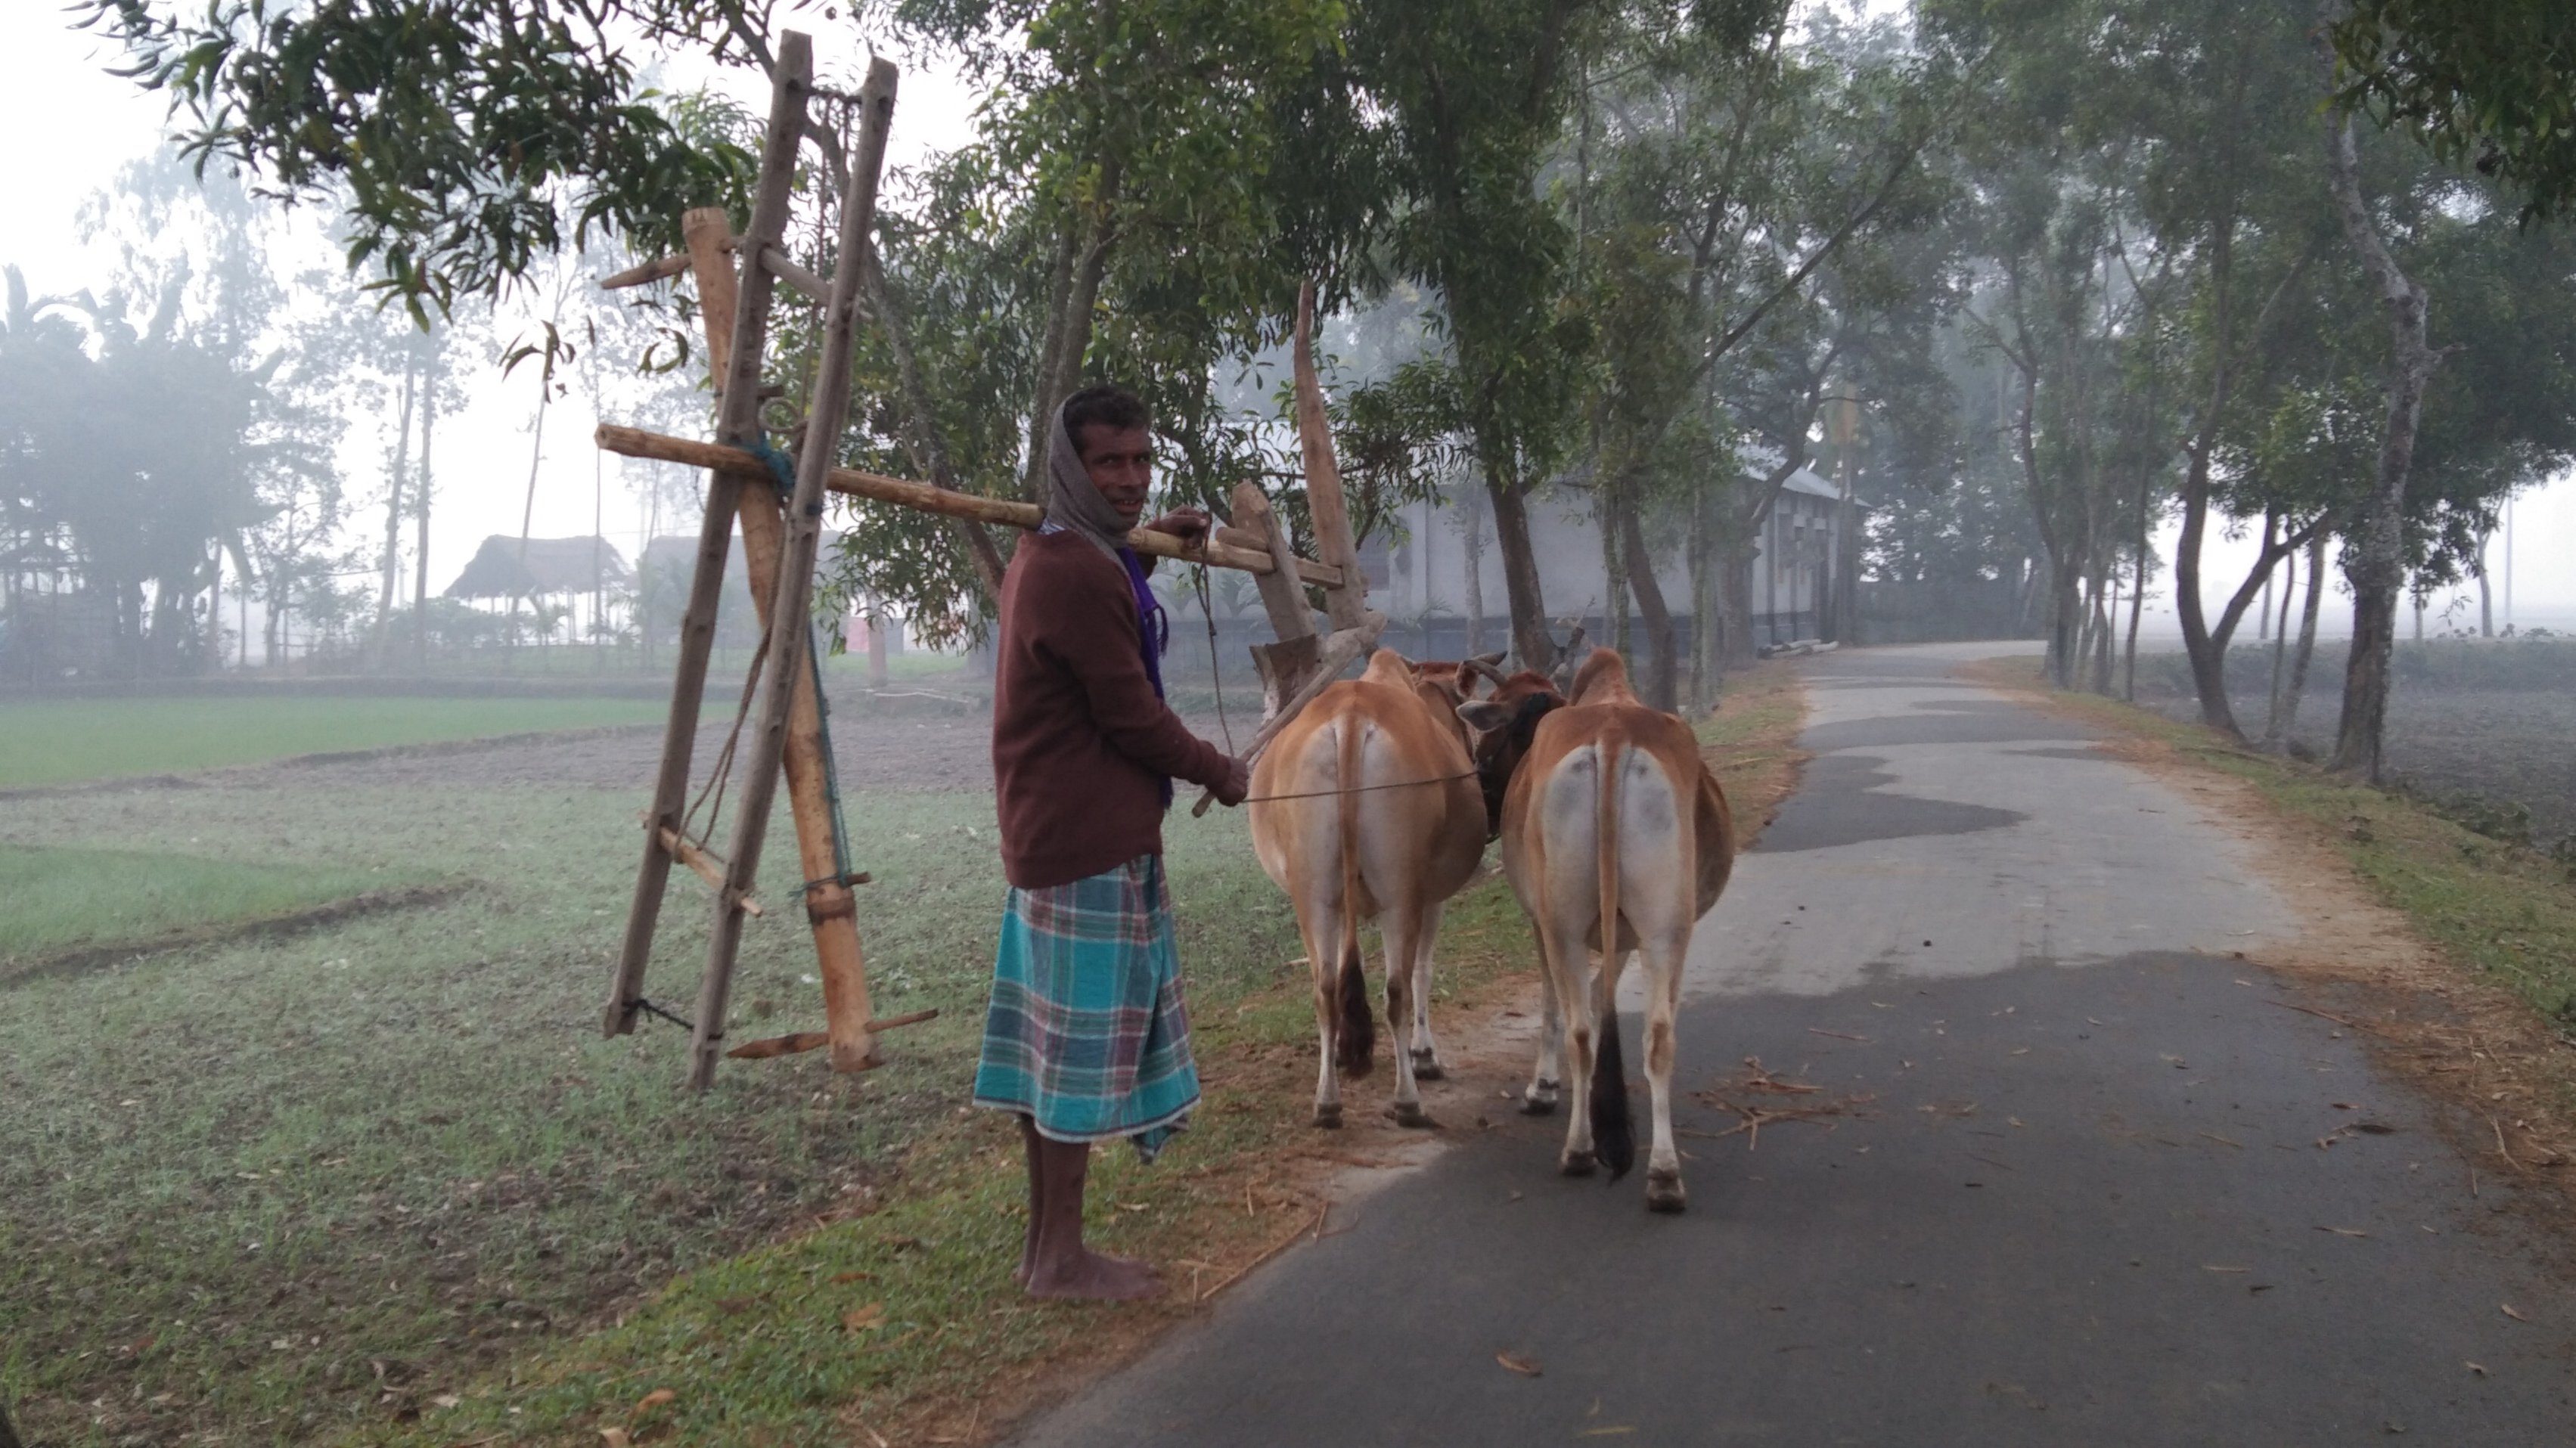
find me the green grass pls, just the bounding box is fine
[0,842,415,973]
[0,696,666,789]
[0,768,1299,1447]
[1979,657,2576,1027]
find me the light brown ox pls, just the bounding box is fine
[1248,650,1488,1127]
[1461,647,1733,1212]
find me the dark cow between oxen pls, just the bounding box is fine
[1460,647,1734,1213]
[1248,651,1491,1128]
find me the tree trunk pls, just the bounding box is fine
[1462,488,1488,656]
[414,340,438,667]
[1020,155,1125,504]
[1687,490,1713,708]
[2475,526,2494,636]
[2326,111,2438,781]
[2262,542,2297,746]
[1601,485,1631,656]
[1485,465,1555,673]
[2280,533,2327,746]
[2174,220,2242,733]
[1622,501,1678,712]
[372,345,419,670]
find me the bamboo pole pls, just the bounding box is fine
[689,56,902,1090]
[603,36,813,1040]
[1293,281,1370,634]
[594,424,1348,589]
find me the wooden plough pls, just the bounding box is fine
[594,31,1376,1088]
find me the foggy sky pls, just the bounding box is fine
[5,12,2571,637]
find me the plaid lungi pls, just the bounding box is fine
[973,853,1198,1161]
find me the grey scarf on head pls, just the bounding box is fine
[1043,402,1133,563]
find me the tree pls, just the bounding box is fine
[2326,0,2576,222]
[80,0,759,316]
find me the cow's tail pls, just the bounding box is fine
[1333,721,1375,1078]
[1591,729,1637,1182]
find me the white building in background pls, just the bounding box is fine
[1364,463,1854,656]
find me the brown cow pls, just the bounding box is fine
[1460,648,1733,1212]
[1249,651,1489,1127]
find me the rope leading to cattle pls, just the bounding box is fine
[1234,768,1479,805]
[1186,535,1236,752]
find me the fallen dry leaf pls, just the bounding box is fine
[429,1394,463,1409]
[2202,1265,2251,1273]
[632,1387,677,1416]
[2318,1226,2370,1238]
[2467,1362,2489,1377]
[1497,1351,1544,1378]
[599,1430,632,1448]
[830,1270,874,1285]
[844,1302,888,1333]
[1576,1429,1636,1438]
[2502,1304,2529,1322]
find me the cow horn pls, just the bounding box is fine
[1470,649,1507,668]
[1460,657,1510,693]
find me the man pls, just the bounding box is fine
[975,383,1252,1301]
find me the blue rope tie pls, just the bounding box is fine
[746,434,798,496]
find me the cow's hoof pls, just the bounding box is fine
[1561,1150,1597,1178]
[1646,1172,1687,1214]
[1519,1082,1559,1116]
[1312,1104,1344,1130]
[1411,1056,1447,1082]
[1385,1101,1439,1130]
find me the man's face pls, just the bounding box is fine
[1075,423,1153,525]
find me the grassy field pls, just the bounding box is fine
[0,696,666,789]
[0,843,426,977]
[0,766,1294,1446]
[0,662,1808,1448]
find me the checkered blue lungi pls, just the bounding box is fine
[973,853,1198,1161]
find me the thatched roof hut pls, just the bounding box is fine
[445,536,632,600]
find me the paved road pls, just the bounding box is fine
[1010,646,2576,1446]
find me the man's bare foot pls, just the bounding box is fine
[1025,1248,1162,1301]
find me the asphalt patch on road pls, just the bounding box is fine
[1012,953,2576,1447]
[1757,754,2027,853]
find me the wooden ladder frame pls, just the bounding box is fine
[594,31,1377,1089]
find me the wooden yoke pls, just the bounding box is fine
[604,34,815,1044]
[687,57,902,1090]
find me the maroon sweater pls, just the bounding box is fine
[992,531,1233,889]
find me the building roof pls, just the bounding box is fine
[445,535,632,599]
[1778,465,1846,502]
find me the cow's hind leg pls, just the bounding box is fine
[1380,904,1434,1127]
[1302,904,1345,1128]
[1520,964,1563,1116]
[1544,923,1603,1176]
[1408,899,1448,1081]
[1638,927,1690,1212]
